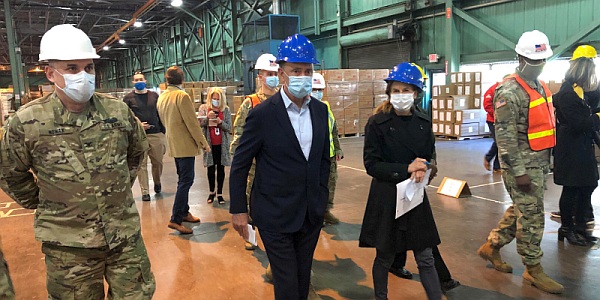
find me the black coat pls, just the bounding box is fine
[553,81,600,187]
[229,91,331,232]
[359,108,441,253]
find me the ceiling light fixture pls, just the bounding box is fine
[134,21,142,27]
[171,0,183,7]
[103,46,110,51]
[119,39,125,45]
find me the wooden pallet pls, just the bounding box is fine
[339,132,362,138]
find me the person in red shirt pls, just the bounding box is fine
[483,82,501,172]
[199,87,233,205]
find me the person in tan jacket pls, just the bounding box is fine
[157,66,211,234]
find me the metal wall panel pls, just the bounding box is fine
[349,0,401,15]
[346,41,410,69]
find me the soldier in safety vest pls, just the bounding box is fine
[311,73,343,225]
[477,30,563,294]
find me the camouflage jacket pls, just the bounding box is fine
[494,71,551,176]
[0,92,149,249]
[230,88,275,156]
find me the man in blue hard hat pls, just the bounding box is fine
[229,34,331,300]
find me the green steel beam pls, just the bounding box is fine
[550,18,600,60]
[231,0,239,79]
[453,7,514,50]
[445,0,459,83]
[336,0,343,67]
[314,0,321,35]
[4,0,25,107]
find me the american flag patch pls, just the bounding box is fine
[535,44,547,52]
[496,98,507,108]
[269,60,278,67]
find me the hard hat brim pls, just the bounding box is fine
[515,49,553,60]
[39,52,100,62]
[277,57,320,65]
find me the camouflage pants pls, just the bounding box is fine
[488,168,546,266]
[245,161,256,213]
[41,235,155,300]
[327,157,338,210]
[0,246,15,300]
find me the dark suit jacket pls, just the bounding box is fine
[229,91,331,233]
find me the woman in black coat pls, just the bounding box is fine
[360,62,442,300]
[553,45,600,246]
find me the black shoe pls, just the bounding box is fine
[142,194,151,201]
[389,267,413,279]
[558,227,590,246]
[441,279,461,293]
[217,196,225,205]
[154,184,161,194]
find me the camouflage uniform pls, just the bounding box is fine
[487,71,551,266]
[0,240,14,300]
[230,88,274,204]
[0,92,155,299]
[328,118,343,210]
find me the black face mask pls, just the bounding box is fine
[519,60,545,80]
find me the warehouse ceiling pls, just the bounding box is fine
[0,0,216,67]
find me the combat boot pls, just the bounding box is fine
[324,211,340,225]
[265,264,273,282]
[477,240,513,273]
[523,264,564,294]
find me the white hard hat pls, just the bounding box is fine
[255,53,279,72]
[39,24,100,62]
[312,73,326,89]
[515,30,553,60]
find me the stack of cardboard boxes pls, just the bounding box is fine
[175,81,243,112]
[431,72,488,138]
[321,69,389,135]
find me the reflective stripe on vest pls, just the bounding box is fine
[507,74,555,151]
[323,100,335,157]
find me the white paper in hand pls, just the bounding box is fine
[247,224,257,246]
[395,169,431,219]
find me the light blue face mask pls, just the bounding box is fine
[265,76,279,89]
[285,73,312,99]
[311,90,323,100]
[211,100,220,107]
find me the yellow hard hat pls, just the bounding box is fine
[571,45,597,60]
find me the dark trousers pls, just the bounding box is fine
[559,185,596,229]
[391,246,451,283]
[207,144,225,194]
[171,157,195,224]
[374,248,442,300]
[259,215,322,300]
[485,121,500,170]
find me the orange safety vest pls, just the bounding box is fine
[247,94,261,108]
[506,74,555,151]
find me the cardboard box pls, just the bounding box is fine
[326,96,345,110]
[453,122,479,137]
[445,111,455,123]
[373,94,388,107]
[327,82,358,96]
[450,72,464,84]
[432,109,439,121]
[431,98,439,109]
[443,123,453,136]
[547,80,562,94]
[454,109,482,124]
[359,108,373,133]
[344,108,359,134]
[432,122,439,134]
[358,95,373,108]
[439,110,445,122]
[343,96,359,110]
[183,82,195,89]
[441,85,458,96]
[373,82,387,94]
[479,119,490,135]
[464,71,482,83]
[357,82,374,96]
[231,95,245,114]
[473,97,482,109]
[359,69,374,82]
[373,69,390,81]
[324,70,343,82]
[446,95,474,110]
[331,108,344,122]
[456,84,464,95]
[342,69,360,81]
[432,86,441,97]
[438,98,445,110]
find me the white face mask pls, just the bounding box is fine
[55,70,95,103]
[390,93,414,111]
[211,100,220,107]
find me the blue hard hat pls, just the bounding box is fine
[276,34,320,64]
[385,62,424,90]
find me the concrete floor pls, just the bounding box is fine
[0,137,598,299]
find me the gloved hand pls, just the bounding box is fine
[515,174,532,193]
